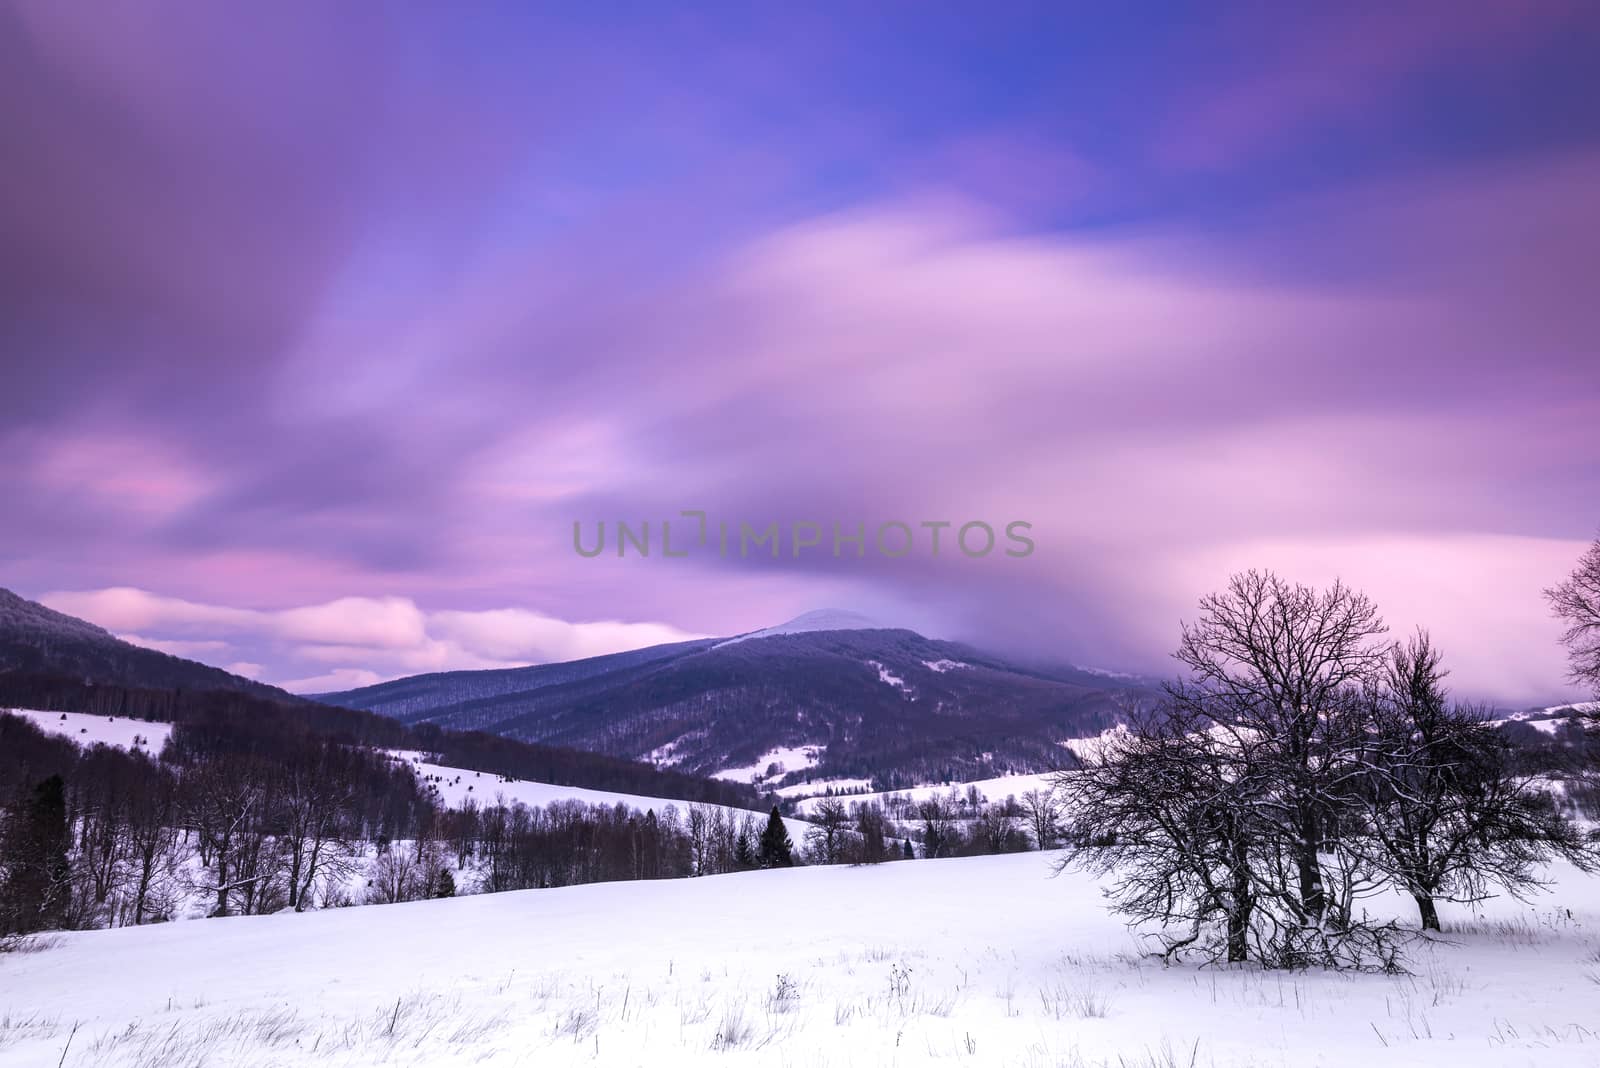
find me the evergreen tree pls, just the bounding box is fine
[434,868,456,898]
[757,806,793,868]
[901,839,916,860]
[0,775,71,935]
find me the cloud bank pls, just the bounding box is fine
[4,3,1598,703]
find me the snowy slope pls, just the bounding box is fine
[1543,700,1599,715]
[786,771,1060,814]
[4,707,173,754]
[398,755,813,842]
[3,852,1598,1067]
[713,608,883,647]
[711,745,821,784]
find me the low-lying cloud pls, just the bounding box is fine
[44,587,710,693]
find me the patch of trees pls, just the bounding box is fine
[0,712,831,942]
[0,714,433,934]
[802,799,903,865]
[1056,571,1599,970]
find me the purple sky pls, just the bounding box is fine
[4,3,1598,702]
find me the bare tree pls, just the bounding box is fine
[124,764,183,926]
[806,798,852,865]
[1171,571,1388,930]
[916,793,958,859]
[366,846,422,904]
[1546,531,1600,701]
[687,804,714,876]
[1060,572,1410,968]
[1057,705,1262,962]
[184,757,270,918]
[852,801,888,863]
[281,748,359,912]
[1020,788,1061,850]
[1354,632,1597,930]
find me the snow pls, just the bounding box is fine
[5,852,1599,1067]
[4,707,173,754]
[1059,725,1131,762]
[714,608,882,647]
[1491,702,1599,733]
[397,756,813,843]
[711,746,822,784]
[644,739,691,766]
[869,660,909,691]
[922,658,969,673]
[791,772,1061,815]
[773,777,875,799]
[1490,714,1586,736]
[1078,664,1141,680]
[1544,700,1599,715]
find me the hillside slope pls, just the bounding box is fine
[0,586,308,706]
[0,589,758,808]
[324,624,1137,788]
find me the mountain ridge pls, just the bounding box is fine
[321,620,1142,789]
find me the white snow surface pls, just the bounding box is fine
[400,756,812,842]
[711,746,822,784]
[790,772,1061,814]
[4,852,1599,1067]
[4,707,173,754]
[1490,713,1587,735]
[773,777,875,799]
[922,658,969,673]
[869,660,909,691]
[714,608,882,647]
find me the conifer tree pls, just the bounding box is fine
[0,775,70,935]
[757,806,793,868]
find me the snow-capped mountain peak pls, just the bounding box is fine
[714,608,884,647]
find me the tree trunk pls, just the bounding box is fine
[1227,908,1250,962]
[1296,842,1324,923]
[1413,893,1441,932]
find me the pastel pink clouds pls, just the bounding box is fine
[42,587,710,693]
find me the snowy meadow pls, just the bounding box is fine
[3,850,1598,1068]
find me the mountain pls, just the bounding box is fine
[322,614,1142,789]
[0,586,313,709]
[714,608,883,646]
[0,587,759,808]
[312,636,723,720]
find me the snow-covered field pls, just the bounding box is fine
[789,773,1060,815]
[4,708,173,754]
[711,746,822,785]
[400,756,814,843]
[4,853,1597,1068]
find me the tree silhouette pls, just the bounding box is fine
[758,807,793,868]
